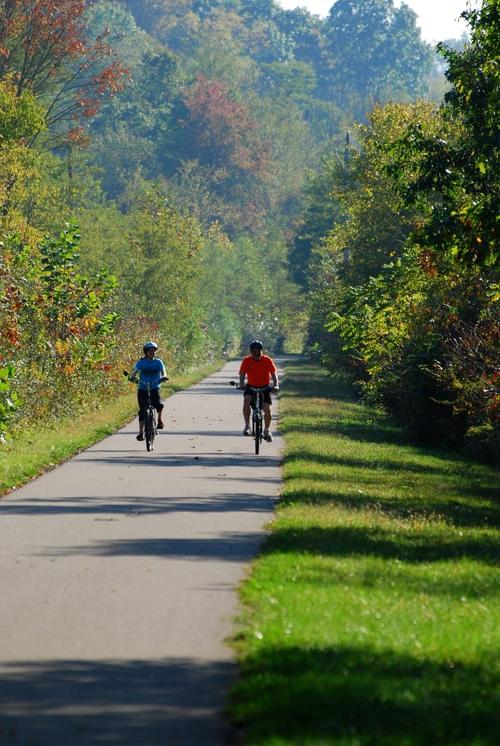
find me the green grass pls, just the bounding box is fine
[0,362,222,495]
[231,360,500,746]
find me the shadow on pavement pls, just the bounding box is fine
[0,490,277,518]
[0,657,235,746]
[77,450,282,472]
[43,532,268,560]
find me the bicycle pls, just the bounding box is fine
[231,381,272,454]
[124,372,166,452]
[142,382,157,452]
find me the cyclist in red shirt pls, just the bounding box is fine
[239,340,279,442]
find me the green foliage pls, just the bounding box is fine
[0,365,17,444]
[322,0,433,117]
[0,80,46,143]
[178,74,273,232]
[257,59,316,103]
[198,224,306,355]
[0,225,134,434]
[393,0,499,270]
[305,34,499,457]
[327,248,426,373]
[0,0,129,143]
[87,3,181,196]
[0,80,47,234]
[290,153,347,287]
[181,6,259,90]
[107,0,435,231]
[126,188,206,367]
[86,0,159,68]
[0,0,473,448]
[432,311,500,459]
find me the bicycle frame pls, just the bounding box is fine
[143,383,157,452]
[125,372,158,452]
[247,385,270,455]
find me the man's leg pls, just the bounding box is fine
[150,390,164,428]
[242,395,252,434]
[263,403,273,441]
[137,390,146,440]
[157,404,164,428]
[263,403,272,430]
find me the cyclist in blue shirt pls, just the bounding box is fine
[129,341,168,441]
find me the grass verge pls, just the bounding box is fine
[231,359,500,746]
[0,362,222,496]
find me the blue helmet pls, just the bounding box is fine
[143,341,158,353]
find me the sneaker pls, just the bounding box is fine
[242,424,251,436]
[264,430,273,442]
[157,420,164,429]
[136,433,144,441]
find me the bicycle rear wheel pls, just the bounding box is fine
[145,408,156,451]
[254,414,261,454]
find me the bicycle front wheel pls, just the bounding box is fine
[145,408,156,451]
[254,415,261,455]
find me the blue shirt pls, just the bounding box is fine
[131,357,167,391]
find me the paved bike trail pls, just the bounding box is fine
[0,360,283,745]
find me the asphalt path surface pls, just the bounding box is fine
[0,360,283,745]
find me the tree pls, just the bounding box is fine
[398,0,499,268]
[257,59,316,102]
[0,225,123,428]
[240,0,279,23]
[124,187,207,366]
[289,153,346,287]
[181,7,258,92]
[0,78,45,228]
[115,0,203,54]
[276,6,323,67]
[178,74,272,232]
[322,0,432,116]
[0,0,129,142]
[89,43,180,196]
[181,75,268,171]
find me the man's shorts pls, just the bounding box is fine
[243,386,272,405]
[137,388,163,419]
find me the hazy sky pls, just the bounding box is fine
[277,1,478,42]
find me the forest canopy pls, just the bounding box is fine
[1,0,496,460]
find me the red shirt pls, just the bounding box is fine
[239,355,277,387]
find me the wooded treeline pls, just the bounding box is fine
[0,0,497,458]
[300,1,499,460]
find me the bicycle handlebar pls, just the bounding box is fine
[229,380,276,392]
[123,371,169,383]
